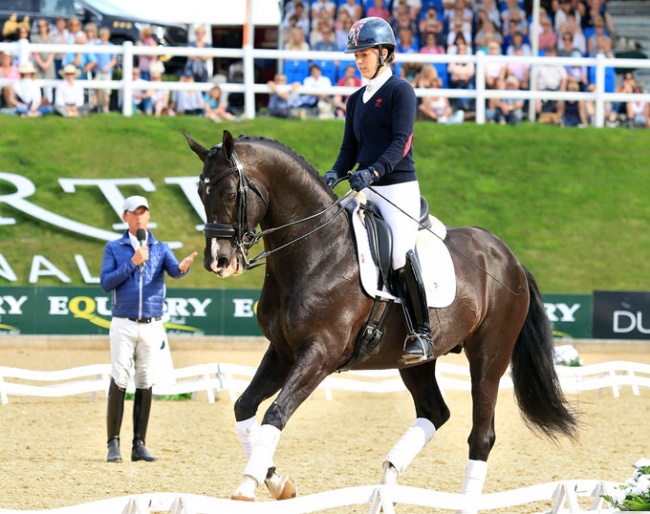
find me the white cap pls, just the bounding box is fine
[122,195,149,212]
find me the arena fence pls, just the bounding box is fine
[1,40,649,127]
[1,360,648,405]
[0,480,625,513]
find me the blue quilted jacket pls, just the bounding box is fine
[100,230,187,319]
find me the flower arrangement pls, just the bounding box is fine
[603,459,650,511]
[553,344,583,367]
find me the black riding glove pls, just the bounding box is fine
[349,167,378,192]
[323,170,339,188]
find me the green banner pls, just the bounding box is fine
[542,293,593,339]
[0,286,262,337]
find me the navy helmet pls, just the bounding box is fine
[345,17,397,55]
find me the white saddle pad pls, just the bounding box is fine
[348,196,456,308]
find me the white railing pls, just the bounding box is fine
[1,360,648,405]
[1,40,649,126]
[0,480,624,513]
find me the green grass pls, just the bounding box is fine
[1,115,648,292]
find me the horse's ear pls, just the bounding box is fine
[183,132,209,163]
[221,130,235,159]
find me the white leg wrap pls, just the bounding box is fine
[235,417,259,459]
[461,459,488,496]
[385,418,436,475]
[242,424,281,486]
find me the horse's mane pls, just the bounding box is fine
[235,135,329,187]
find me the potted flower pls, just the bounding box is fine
[603,459,650,511]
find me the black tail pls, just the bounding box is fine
[511,267,579,441]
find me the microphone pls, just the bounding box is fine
[136,229,147,268]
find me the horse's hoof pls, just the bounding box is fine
[265,473,297,500]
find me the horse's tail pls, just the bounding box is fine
[510,266,579,442]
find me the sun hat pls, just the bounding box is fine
[58,64,81,77]
[19,62,37,74]
[122,195,150,213]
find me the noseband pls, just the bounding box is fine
[200,145,267,256]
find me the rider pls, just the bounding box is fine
[324,17,434,362]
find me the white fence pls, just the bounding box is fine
[1,40,649,126]
[0,480,626,513]
[1,360,648,405]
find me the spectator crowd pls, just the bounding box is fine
[1,3,648,128]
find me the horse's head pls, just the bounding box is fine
[185,130,267,278]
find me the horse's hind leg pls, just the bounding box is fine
[380,360,450,485]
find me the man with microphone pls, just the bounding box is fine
[100,195,197,463]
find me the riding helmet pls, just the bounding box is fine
[345,17,397,55]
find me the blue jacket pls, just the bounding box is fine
[100,230,186,319]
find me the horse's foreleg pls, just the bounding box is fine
[382,362,449,483]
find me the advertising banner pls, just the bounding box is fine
[0,287,262,337]
[593,291,650,340]
[542,293,593,339]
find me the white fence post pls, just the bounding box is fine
[475,52,486,124]
[121,41,134,117]
[594,53,606,128]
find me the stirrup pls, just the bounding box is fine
[402,332,434,362]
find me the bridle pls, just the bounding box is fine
[199,145,352,270]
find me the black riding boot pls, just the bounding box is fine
[394,250,435,362]
[106,378,125,463]
[131,387,157,462]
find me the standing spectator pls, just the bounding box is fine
[94,27,117,113]
[185,25,212,83]
[84,23,100,44]
[12,26,31,67]
[137,26,158,80]
[54,64,90,117]
[100,195,197,463]
[1,50,20,108]
[558,80,587,126]
[66,17,84,44]
[169,70,206,115]
[366,0,391,21]
[626,85,650,128]
[63,33,97,80]
[204,84,237,122]
[50,17,69,77]
[10,62,53,117]
[31,19,56,104]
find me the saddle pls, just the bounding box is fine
[360,196,431,295]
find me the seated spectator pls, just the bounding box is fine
[419,31,445,55]
[204,85,237,122]
[447,42,474,110]
[366,0,391,21]
[311,0,337,21]
[312,20,338,51]
[582,0,615,35]
[538,16,558,52]
[446,0,473,37]
[608,71,636,125]
[476,0,501,31]
[553,0,581,35]
[418,77,465,124]
[505,44,530,90]
[501,0,528,37]
[626,84,650,128]
[302,63,334,119]
[391,4,419,39]
[447,25,473,52]
[533,46,566,122]
[338,0,363,21]
[169,70,206,115]
[0,50,20,108]
[412,63,439,90]
[487,76,524,125]
[131,66,153,115]
[282,1,310,38]
[396,28,420,83]
[484,41,506,89]
[54,64,90,117]
[474,19,503,54]
[558,80,587,127]
[9,62,53,117]
[333,75,358,118]
[587,16,612,57]
[149,62,169,116]
[336,63,361,87]
[335,15,354,51]
[284,27,310,51]
[505,30,531,56]
[560,14,586,55]
[267,73,300,118]
[418,7,444,47]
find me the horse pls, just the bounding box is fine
[185,130,578,510]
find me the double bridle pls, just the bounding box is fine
[200,146,352,270]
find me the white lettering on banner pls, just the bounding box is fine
[58,178,158,230]
[0,173,183,250]
[74,255,100,284]
[165,297,213,317]
[164,177,205,230]
[613,310,650,334]
[48,296,69,315]
[543,303,581,322]
[0,295,28,314]
[233,299,255,317]
[0,254,17,281]
[29,256,71,284]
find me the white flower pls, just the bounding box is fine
[632,475,650,495]
[634,458,650,470]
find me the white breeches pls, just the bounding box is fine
[363,181,421,270]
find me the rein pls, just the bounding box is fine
[201,146,354,270]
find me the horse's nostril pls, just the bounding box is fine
[217,257,230,269]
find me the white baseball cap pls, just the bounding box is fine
[122,195,149,212]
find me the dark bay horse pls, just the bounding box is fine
[185,130,578,509]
